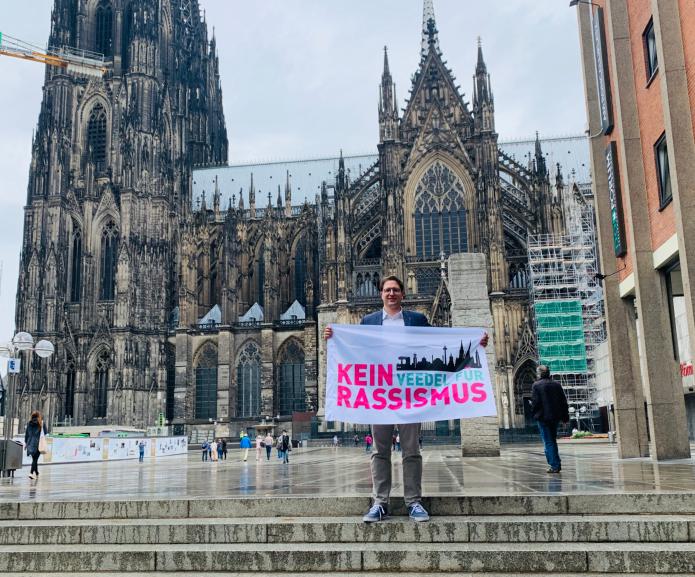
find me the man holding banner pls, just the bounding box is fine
[324,275,490,523]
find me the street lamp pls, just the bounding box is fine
[1,332,54,471]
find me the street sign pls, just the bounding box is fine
[7,358,20,373]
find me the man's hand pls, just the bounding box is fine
[323,326,333,340]
[480,332,489,348]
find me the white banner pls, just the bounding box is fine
[13,435,188,465]
[326,325,496,424]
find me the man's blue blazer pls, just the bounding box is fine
[360,310,431,327]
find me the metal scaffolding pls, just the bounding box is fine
[528,184,606,430]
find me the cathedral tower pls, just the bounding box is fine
[14,0,227,427]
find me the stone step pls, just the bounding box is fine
[0,574,690,577]
[5,492,695,520]
[0,515,690,545]
[2,542,695,573]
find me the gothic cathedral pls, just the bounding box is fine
[16,0,567,434]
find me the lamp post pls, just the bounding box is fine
[0,332,54,471]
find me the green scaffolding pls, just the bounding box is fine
[534,299,587,374]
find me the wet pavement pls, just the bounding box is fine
[2,442,695,502]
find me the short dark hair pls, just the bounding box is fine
[537,364,550,379]
[379,275,404,293]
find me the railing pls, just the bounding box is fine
[96,302,114,326]
[235,320,261,329]
[274,319,305,329]
[195,320,219,332]
[65,303,80,329]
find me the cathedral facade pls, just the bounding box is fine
[15,0,569,434]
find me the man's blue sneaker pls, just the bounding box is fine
[408,502,430,522]
[362,503,387,523]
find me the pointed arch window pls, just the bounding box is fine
[70,229,82,302]
[64,359,76,420]
[100,221,118,301]
[195,343,218,420]
[413,162,468,259]
[209,241,219,307]
[95,1,113,57]
[293,236,307,306]
[257,251,265,307]
[94,350,109,418]
[278,340,305,416]
[236,342,261,418]
[87,104,108,172]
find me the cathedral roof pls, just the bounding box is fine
[198,305,221,326]
[240,303,264,322]
[280,300,306,321]
[192,135,590,212]
[193,153,377,210]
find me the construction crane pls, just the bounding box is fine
[0,31,106,77]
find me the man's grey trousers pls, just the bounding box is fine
[371,423,422,507]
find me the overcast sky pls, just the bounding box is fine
[0,0,587,342]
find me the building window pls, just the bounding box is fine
[655,133,672,208]
[70,230,82,302]
[65,361,76,420]
[256,252,265,307]
[209,241,219,307]
[278,340,306,416]
[293,236,307,306]
[665,262,685,363]
[236,342,261,418]
[413,162,468,259]
[95,1,113,57]
[195,344,218,420]
[87,104,107,172]
[94,351,109,418]
[643,19,658,81]
[100,221,118,300]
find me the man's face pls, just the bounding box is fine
[381,280,404,310]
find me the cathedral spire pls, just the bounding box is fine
[421,0,440,58]
[285,171,292,216]
[249,173,256,212]
[379,47,399,142]
[476,37,487,75]
[534,132,548,178]
[337,150,346,192]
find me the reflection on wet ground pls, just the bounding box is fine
[3,442,695,502]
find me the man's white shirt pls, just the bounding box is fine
[381,308,405,327]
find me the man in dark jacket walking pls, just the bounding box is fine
[531,365,569,474]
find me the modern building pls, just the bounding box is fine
[13,0,587,438]
[573,0,695,458]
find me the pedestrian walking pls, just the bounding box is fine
[210,439,219,462]
[24,410,47,480]
[207,441,212,460]
[364,433,373,453]
[531,364,569,474]
[276,435,283,459]
[353,434,360,447]
[138,439,146,462]
[333,435,339,449]
[280,430,291,464]
[201,441,209,461]
[216,439,224,461]
[221,438,228,460]
[240,432,252,461]
[264,432,273,460]
[256,435,263,461]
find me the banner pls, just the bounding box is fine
[326,325,496,424]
